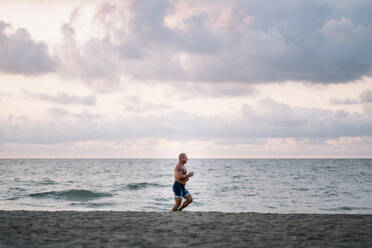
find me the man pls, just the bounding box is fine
[171,153,194,211]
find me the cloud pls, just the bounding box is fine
[0,91,12,104]
[0,20,57,75]
[47,107,71,117]
[330,98,358,105]
[53,0,372,89]
[54,7,123,92]
[47,107,103,119]
[318,17,371,45]
[23,89,97,105]
[359,89,372,103]
[238,98,372,138]
[123,96,172,112]
[175,82,257,98]
[330,89,372,105]
[1,98,371,144]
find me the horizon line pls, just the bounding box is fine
[1,157,372,159]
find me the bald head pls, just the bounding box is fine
[178,153,188,164]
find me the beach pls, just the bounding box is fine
[0,211,371,247]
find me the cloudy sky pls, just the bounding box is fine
[1,0,372,158]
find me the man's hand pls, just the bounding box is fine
[188,171,194,177]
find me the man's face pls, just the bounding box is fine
[182,155,188,164]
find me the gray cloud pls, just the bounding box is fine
[359,89,372,103]
[47,107,71,117]
[47,107,103,119]
[330,98,358,105]
[238,98,372,138]
[23,89,97,105]
[1,98,371,144]
[123,96,172,112]
[55,0,372,89]
[175,82,257,98]
[0,21,56,75]
[330,89,372,105]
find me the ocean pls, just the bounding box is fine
[0,159,371,213]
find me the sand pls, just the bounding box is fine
[0,211,371,247]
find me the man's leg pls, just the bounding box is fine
[177,194,193,212]
[171,197,182,211]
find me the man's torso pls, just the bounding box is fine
[174,164,188,184]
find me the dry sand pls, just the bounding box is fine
[0,211,371,247]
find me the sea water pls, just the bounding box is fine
[0,159,371,213]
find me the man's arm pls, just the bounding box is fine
[176,167,189,180]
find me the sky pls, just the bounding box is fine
[1,0,372,158]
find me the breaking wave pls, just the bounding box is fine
[28,189,113,201]
[124,182,168,190]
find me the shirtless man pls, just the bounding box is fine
[171,153,194,211]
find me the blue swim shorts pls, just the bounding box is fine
[173,181,190,198]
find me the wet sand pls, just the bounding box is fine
[0,211,371,247]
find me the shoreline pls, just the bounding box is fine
[1,211,371,247]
